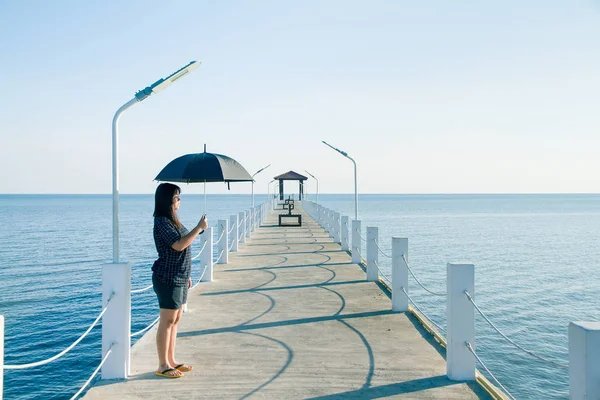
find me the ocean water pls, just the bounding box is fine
[1,194,599,399]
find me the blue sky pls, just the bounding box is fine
[1,1,599,194]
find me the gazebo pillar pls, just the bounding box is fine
[299,181,303,200]
[279,179,284,200]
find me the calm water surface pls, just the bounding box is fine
[0,194,599,399]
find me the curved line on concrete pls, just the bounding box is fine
[249,268,278,291]
[238,291,276,326]
[238,331,294,400]
[319,286,346,316]
[338,319,375,390]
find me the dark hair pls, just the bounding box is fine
[153,183,182,229]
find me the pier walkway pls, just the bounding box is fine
[84,204,492,399]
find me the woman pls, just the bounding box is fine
[152,183,208,378]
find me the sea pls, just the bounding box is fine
[0,193,599,399]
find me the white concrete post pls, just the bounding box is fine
[569,321,600,399]
[230,214,239,252]
[239,211,246,244]
[333,212,341,244]
[447,262,475,381]
[351,220,362,264]
[246,209,251,238]
[1,315,4,398]
[366,227,378,281]
[200,227,213,282]
[101,263,131,379]
[341,216,349,251]
[392,237,408,312]
[217,219,228,264]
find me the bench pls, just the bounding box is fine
[278,198,302,226]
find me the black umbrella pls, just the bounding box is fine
[155,145,253,211]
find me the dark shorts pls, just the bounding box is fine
[152,275,188,310]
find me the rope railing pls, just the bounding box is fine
[131,284,153,294]
[215,229,225,244]
[131,315,160,338]
[400,287,446,334]
[464,291,568,369]
[402,255,446,297]
[69,342,115,400]
[228,239,235,251]
[4,292,115,370]
[238,230,245,241]
[228,224,235,235]
[465,342,517,400]
[355,228,367,243]
[373,239,392,259]
[214,249,225,264]
[191,241,207,261]
[373,260,392,285]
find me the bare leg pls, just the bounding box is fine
[156,308,182,376]
[167,307,183,366]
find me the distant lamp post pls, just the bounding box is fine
[322,141,358,220]
[268,179,276,199]
[304,170,318,205]
[252,164,271,207]
[112,61,200,263]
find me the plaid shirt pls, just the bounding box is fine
[152,216,191,286]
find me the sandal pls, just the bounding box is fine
[156,368,183,378]
[175,364,193,373]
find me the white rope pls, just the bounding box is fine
[238,230,244,241]
[131,284,153,294]
[228,224,235,235]
[214,250,225,264]
[191,241,207,261]
[402,255,446,297]
[229,240,235,251]
[400,287,446,334]
[355,228,367,243]
[130,315,160,338]
[373,260,393,285]
[69,342,115,400]
[373,239,392,258]
[197,263,209,282]
[464,291,568,369]
[215,229,225,244]
[465,342,517,400]
[353,246,363,259]
[5,292,115,370]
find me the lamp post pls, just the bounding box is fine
[112,61,200,263]
[252,164,271,207]
[304,170,318,205]
[268,179,276,199]
[322,141,358,220]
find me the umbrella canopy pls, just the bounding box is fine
[155,151,253,183]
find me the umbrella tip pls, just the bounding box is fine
[204,144,206,153]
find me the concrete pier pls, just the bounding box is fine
[84,204,492,399]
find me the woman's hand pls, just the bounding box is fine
[198,215,208,231]
[188,277,192,288]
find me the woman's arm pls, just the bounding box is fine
[171,217,209,251]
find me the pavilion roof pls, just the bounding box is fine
[273,171,308,181]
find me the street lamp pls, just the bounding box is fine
[112,61,200,263]
[304,170,318,205]
[322,141,358,220]
[252,164,271,207]
[268,179,276,199]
